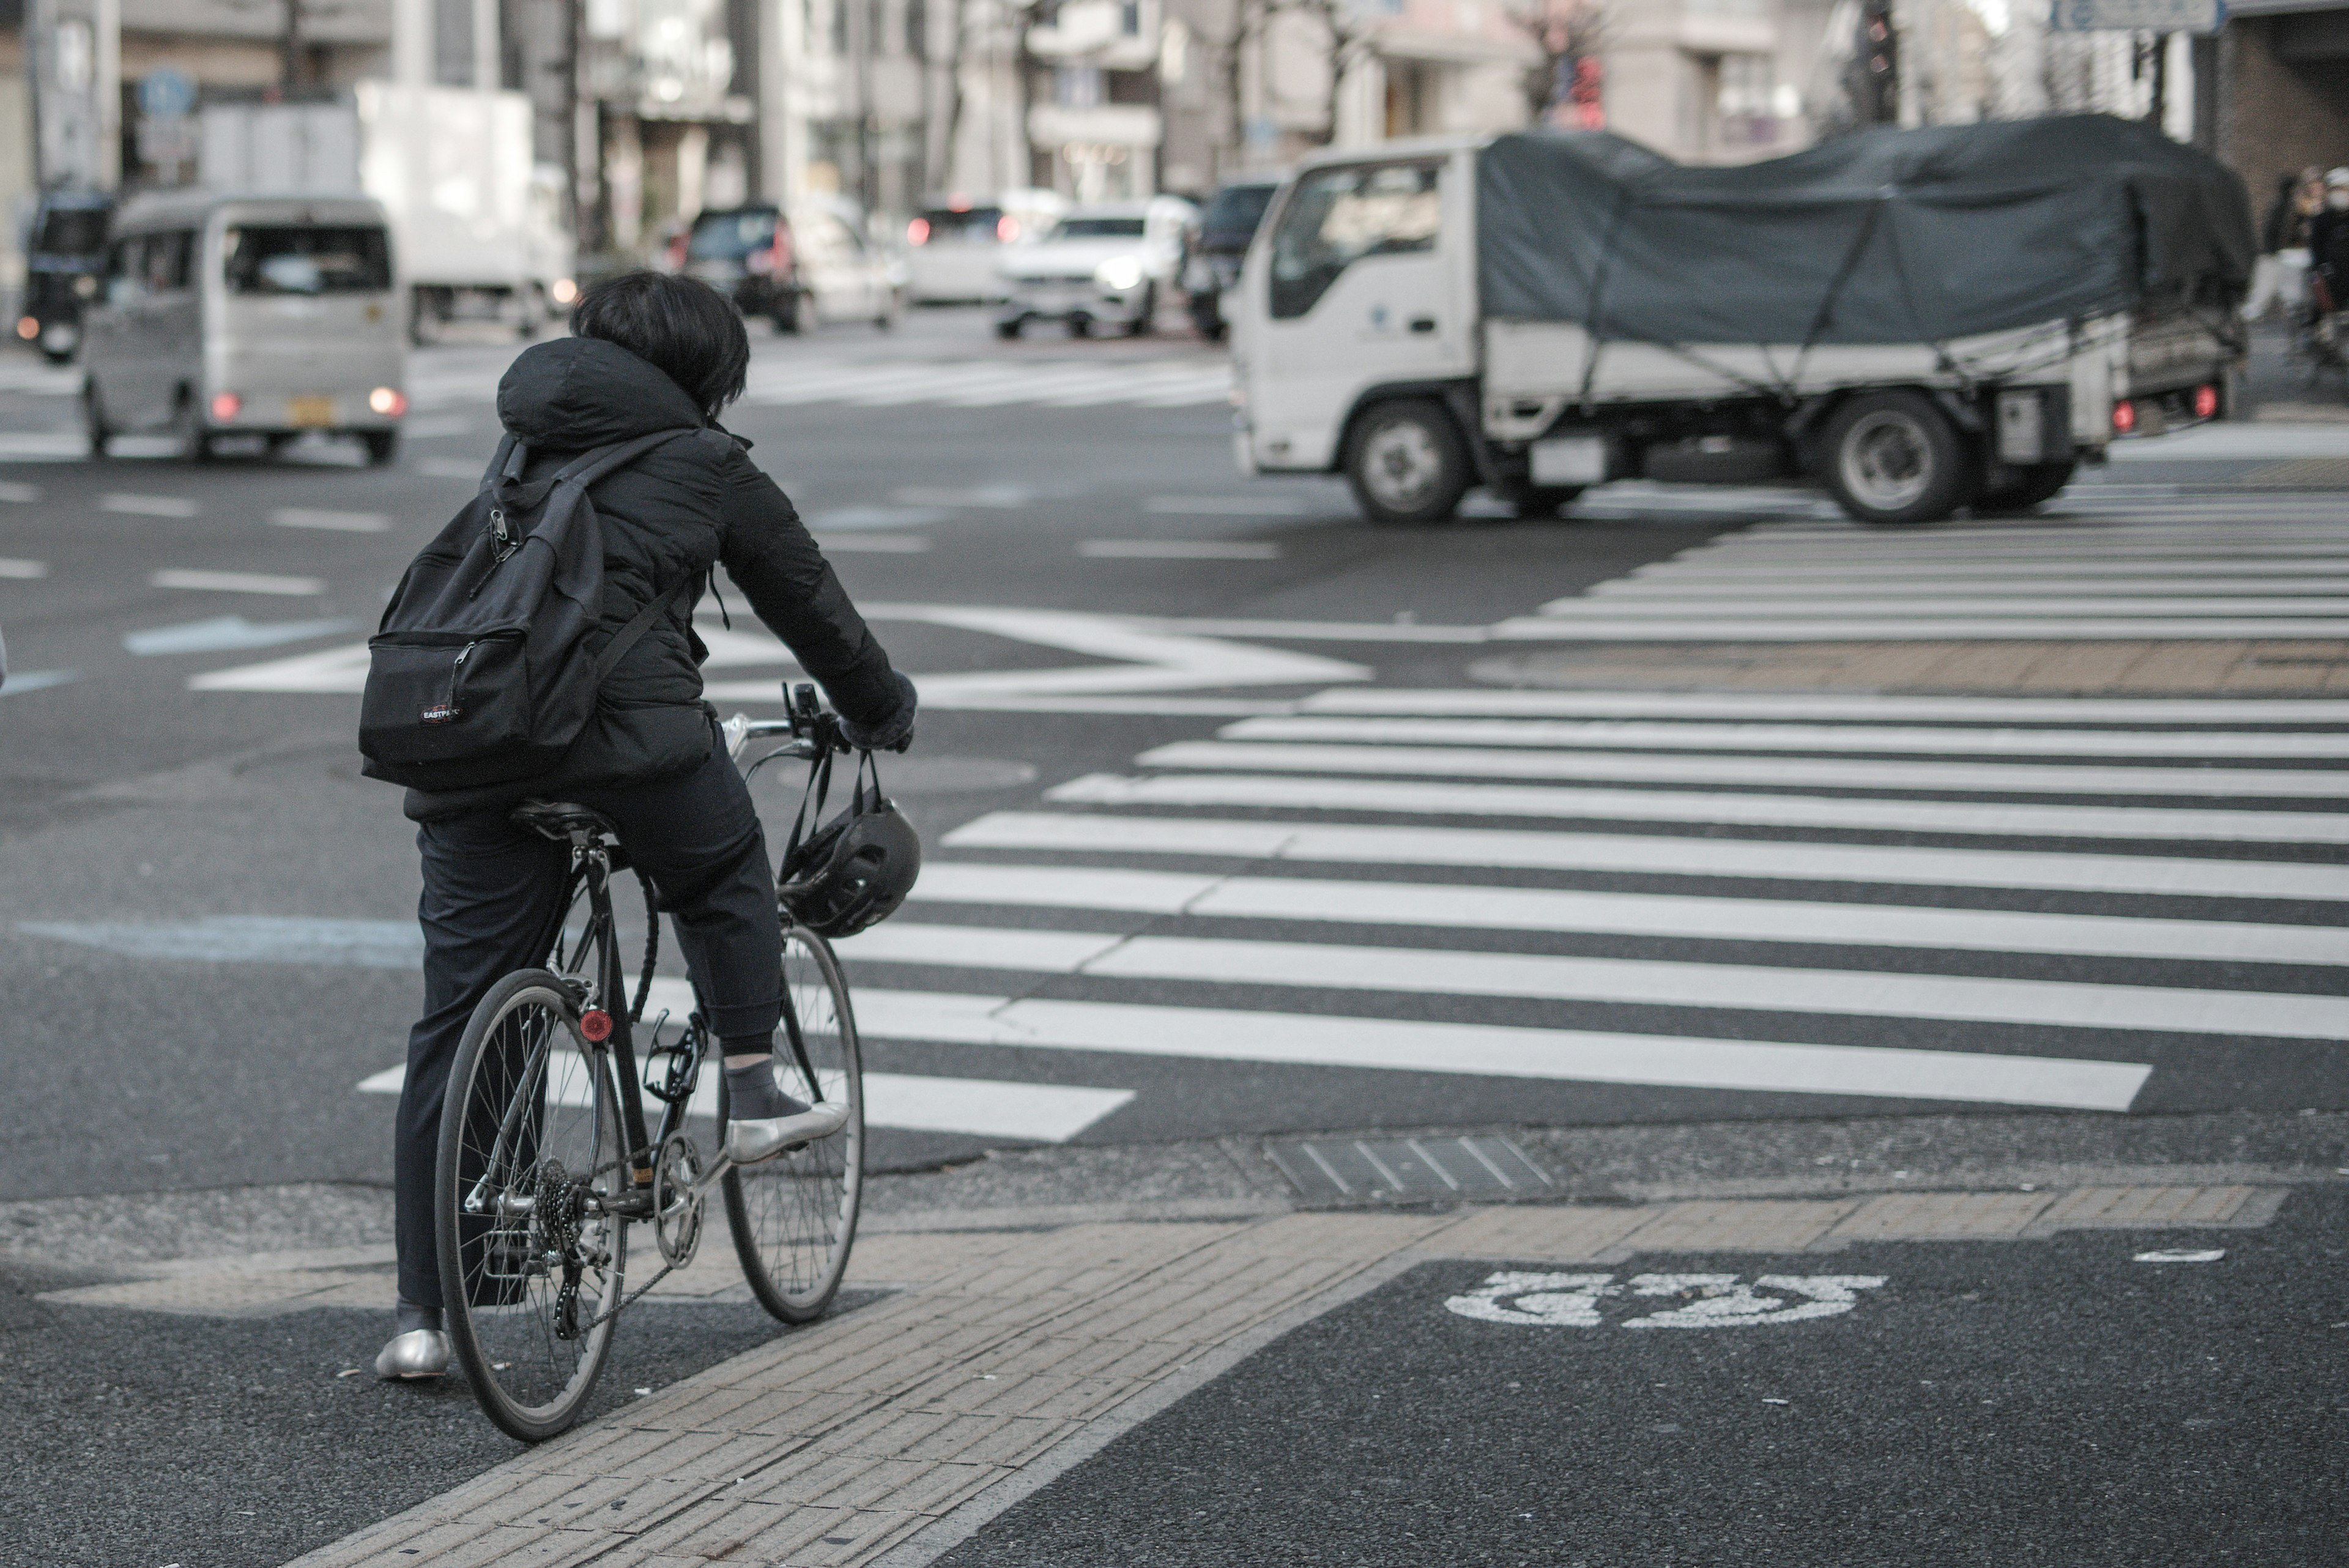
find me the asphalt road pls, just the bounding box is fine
[1,308,2345,1565]
[942,1187,2349,1568]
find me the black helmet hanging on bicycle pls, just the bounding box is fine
[779,791,922,937]
[757,685,922,937]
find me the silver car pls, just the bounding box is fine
[83,191,408,464]
[995,197,1196,339]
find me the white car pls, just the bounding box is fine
[995,196,1196,338]
[905,190,1068,305]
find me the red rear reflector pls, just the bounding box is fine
[2193,384,2219,419]
[2111,400,2136,434]
[579,1009,613,1042]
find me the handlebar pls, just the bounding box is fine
[724,682,853,764]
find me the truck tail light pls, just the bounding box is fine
[2192,383,2219,419]
[369,387,407,417]
[14,316,35,341]
[998,215,1020,242]
[907,217,930,246]
[2111,399,2136,434]
[210,392,242,420]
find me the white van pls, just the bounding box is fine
[83,190,409,464]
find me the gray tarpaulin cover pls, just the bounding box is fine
[1478,115,2252,348]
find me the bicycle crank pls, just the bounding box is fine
[650,1132,710,1269]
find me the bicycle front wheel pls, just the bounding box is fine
[436,968,629,1442]
[725,926,864,1323]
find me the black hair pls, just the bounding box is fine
[568,271,750,422]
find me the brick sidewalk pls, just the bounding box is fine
[270,1183,2286,1568]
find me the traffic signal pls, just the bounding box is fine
[1858,0,1898,124]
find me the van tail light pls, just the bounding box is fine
[772,219,794,275]
[666,232,689,272]
[907,217,930,246]
[997,215,1019,242]
[2192,383,2219,419]
[2111,399,2136,434]
[210,392,243,420]
[369,387,407,417]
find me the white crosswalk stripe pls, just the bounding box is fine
[1504,496,2349,640]
[738,358,1231,411]
[386,353,1233,414]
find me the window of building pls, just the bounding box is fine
[1267,160,1441,320]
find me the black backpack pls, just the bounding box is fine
[358,428,699,790]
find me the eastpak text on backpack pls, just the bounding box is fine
[358,428,701,790]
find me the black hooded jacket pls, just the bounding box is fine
[401,336,906,821]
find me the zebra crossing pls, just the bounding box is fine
[820,683,2345,1128]
[399,354,1233,412]
[1500,496,2349,641]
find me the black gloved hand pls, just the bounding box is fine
[840,671,918,753]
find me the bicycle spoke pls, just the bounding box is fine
[439,975,630,1440]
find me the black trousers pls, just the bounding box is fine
[393,742,781,1309]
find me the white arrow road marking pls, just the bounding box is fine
[149,570,326,596]
[126,616,354,656]
[188,606,1367,700]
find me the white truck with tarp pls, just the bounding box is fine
[199,86,576,342]
[1231,116,2254,526]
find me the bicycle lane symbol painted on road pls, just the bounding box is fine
[1444,1271,1888,1330]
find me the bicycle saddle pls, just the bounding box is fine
[510,800,622,844]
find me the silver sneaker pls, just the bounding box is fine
[374,1328,451,1380]
[725,1101,850,1166]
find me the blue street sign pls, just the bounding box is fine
[138,68,197,120]
[2052,0,2224,31]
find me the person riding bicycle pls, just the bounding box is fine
[372,273,916,1381]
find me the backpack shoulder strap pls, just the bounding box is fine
[592,576,692,681]
[553,427,702,492]
[479,434,523,492]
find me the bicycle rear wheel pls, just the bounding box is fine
[436,968,630,1442]
[724,927,864,1323]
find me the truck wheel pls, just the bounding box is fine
[1345,399,1472,525]
[1974,459,2076,515]
[1126,284,1157,336]
[364,431,401,467]
[996,316,1025,340]
[1510,486,1585,520]
[1822,390,1972,526]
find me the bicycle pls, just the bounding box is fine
[433,685,866,1442]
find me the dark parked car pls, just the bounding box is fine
[16,188,114,363]
[672,204,807,332]
[1183,173,1282,341]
